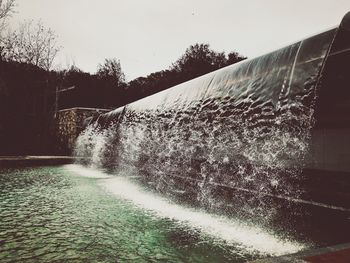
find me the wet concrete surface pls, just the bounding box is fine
[251,242,350,262]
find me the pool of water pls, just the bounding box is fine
[0,165,305,262]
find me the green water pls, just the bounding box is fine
[0,166,259,263]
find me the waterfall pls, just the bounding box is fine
[74,28,339,237]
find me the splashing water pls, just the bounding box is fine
[74,28,338,251]
[65,164,306,256]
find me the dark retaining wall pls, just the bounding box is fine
[55,107,110,154]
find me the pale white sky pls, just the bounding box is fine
[9,0,350,80]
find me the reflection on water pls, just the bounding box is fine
[0,165,305,262]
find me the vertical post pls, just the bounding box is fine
[55,85,59,118]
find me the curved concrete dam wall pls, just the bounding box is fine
[75,13,350,245]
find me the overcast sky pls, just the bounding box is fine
[9,0,350,80]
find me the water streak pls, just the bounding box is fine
[65,164,306,256]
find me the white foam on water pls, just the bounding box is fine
[64,164,112,179]
[65,164,306,256]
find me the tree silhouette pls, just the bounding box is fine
[0,0,16,32]
[0,20,61,70]
[227,51,246,65]
[97,58,125,88]
[171,43,246,82]
[126,43,246,103]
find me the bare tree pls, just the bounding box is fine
[0,0,16,32]
[0,19,61,70]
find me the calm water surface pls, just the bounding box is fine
[0,165,298,262]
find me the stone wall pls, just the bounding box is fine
[55,107,110,154]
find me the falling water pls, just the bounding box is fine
[74,28,339,249]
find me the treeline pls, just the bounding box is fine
[0,0,246,110]
[0,0,246,154]
[58,44,246,109]
[126,44,246,104]
[0,60,58,154]
[0,41,246,117]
